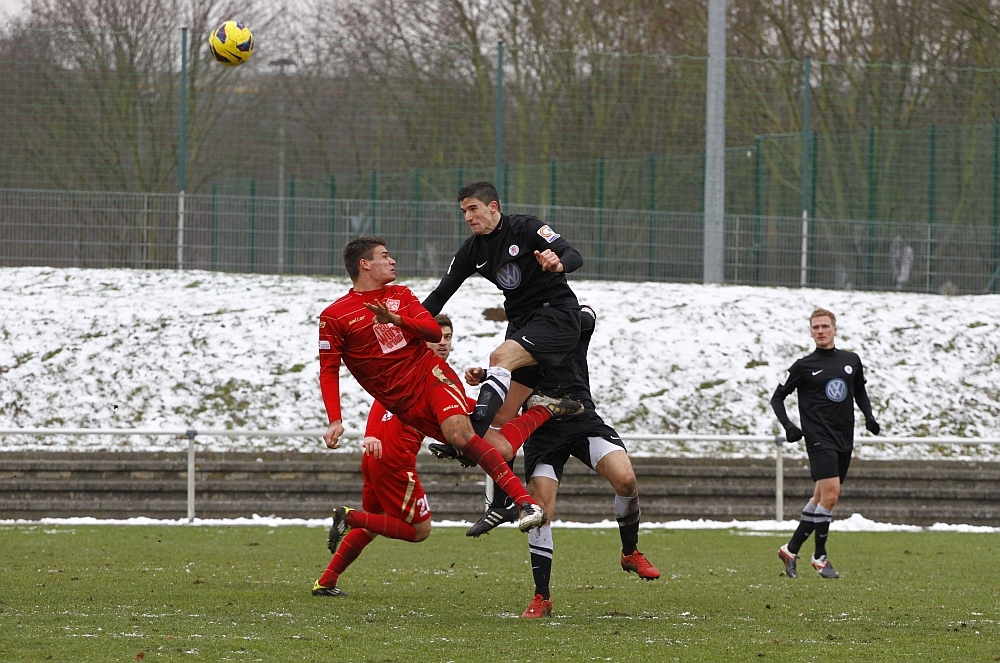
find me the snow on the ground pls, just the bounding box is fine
[0,266,997,458]
[1,513,997,533]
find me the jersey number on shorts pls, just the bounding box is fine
[415,496,430,519]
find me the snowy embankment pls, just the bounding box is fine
[0,267,997,459]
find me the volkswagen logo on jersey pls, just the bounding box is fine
[495,263,522,289]
[825,378,848,402]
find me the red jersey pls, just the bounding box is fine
[318,284,442,422]
[365,400,423,469]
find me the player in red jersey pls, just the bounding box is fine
[313,314,555,596]
[317,236,546,533]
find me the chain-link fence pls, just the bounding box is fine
[4,20,1000,221]
[2,188,995,293]
[3,8,1000,292]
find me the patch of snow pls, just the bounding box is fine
[1,267,998,458]
[1,514,994,532]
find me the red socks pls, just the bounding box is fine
[346,509,419,542]
[499,405,552,454]
[318,528,374,587]
[317,510,422,588]
[464,434,533,505]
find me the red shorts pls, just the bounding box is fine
[361,453,431,524]
[395,357,473,442]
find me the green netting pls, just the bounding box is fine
[3,20,1000,230]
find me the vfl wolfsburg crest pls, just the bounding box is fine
[495,263,521,289]
[825,378,848,402]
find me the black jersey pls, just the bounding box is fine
[770,347,875,451]
[422,213,582,324]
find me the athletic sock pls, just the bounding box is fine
[346,510,419,542]
[813,505,833,558]
[484,477,515,510]
[463,434,533,505]
[787,499,817,555]
[614,492,641,555]
[471,367,511,436]
[528,523,553,600]
[318,528,374,587]
[499,405,552,454]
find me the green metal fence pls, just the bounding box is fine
[2,189,996,294]
[4,22,1000,228]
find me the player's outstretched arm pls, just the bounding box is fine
[364,300,402,325]
[422,249,476,315]
[366,292,442,343]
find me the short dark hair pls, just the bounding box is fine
[810,307,836,326]
[434,313,453,331]
[458,181,500,209]
[343,236,387,282]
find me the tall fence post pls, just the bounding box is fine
[288,176,296,272]
[549,160,557,208]
[994,119,999,292]
[703,0,726,284]
[597,156,605,276]
[329,175,337,275]
[799,57,811,288]
[186,428,197,522]
[647,153,656,280]
[249,179,256,273]
[775,434,785,522]
[177,27,188,270]
[277,97,286,275]
[503,162,510,204]
[210,183,218,270]
[495,41,504,189]
[754,137,762,285]
[370,171,378,235]
[868,127,876,288]
[927,123,937,293]
[413,168,421,265]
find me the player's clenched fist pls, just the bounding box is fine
[324,420,345,449]
[465,366,485,386]
[534,249,565,272]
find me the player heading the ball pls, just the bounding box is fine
[317,236,546,533]
[422,180,586,452]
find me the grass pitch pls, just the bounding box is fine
[1,524,998,662]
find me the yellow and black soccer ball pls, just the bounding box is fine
[209,21,254,66]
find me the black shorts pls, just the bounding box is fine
[505,306,581,370]
[523,411,626,482]
[807,446,853,483]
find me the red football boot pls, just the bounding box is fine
[521,594,553,619]
[621,550,661,580]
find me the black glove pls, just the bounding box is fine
[783,424,803,442]
[866,418,880,435]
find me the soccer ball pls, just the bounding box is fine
[209,21,254,66]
